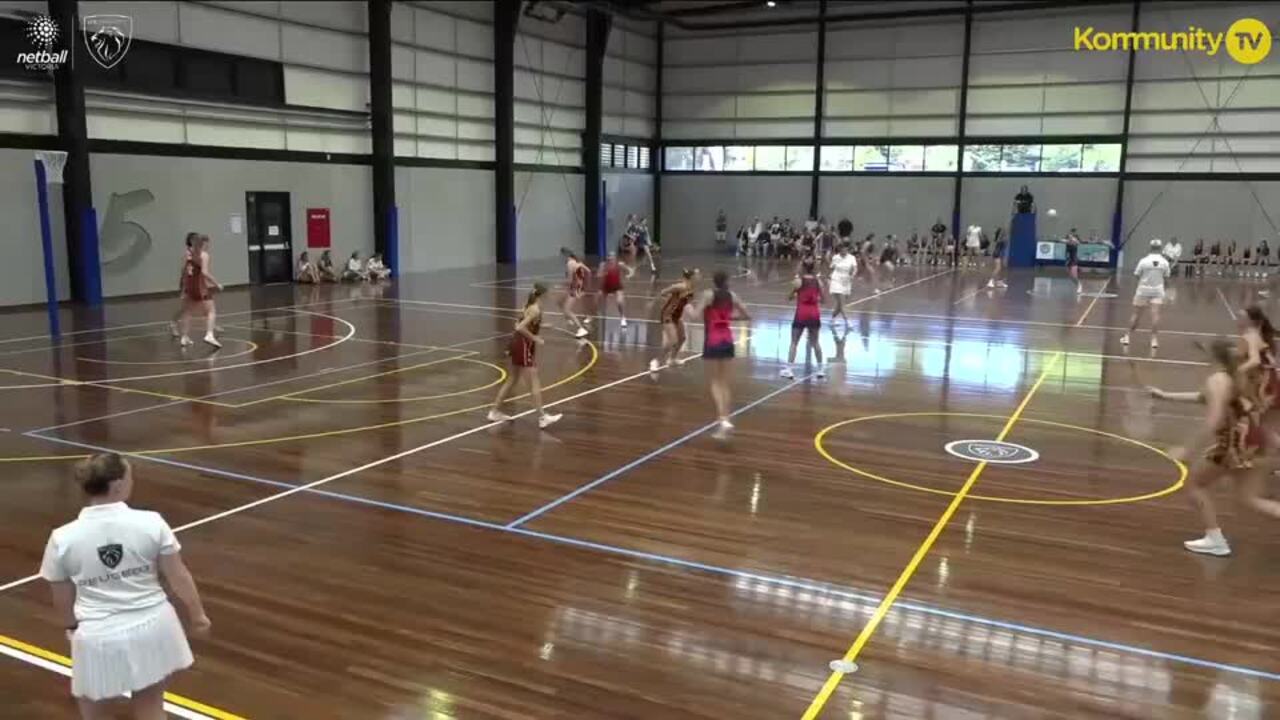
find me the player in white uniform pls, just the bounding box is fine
[1121,239,1172,349]
[828,242,858,324]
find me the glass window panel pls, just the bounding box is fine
[694,146,724,171]
[925,145,959,171]
[1082,143,1121,172]
[785,145,814,172]
[1000,144,1040,172]
[664,147,693,171]
[639,147,650,169]
[1040,144,1082,172]
[854,145,888,171]
[755,145,785,171]
[819,145,853,171]
[600,142,613,167]
[614,144,626,167]
[963,144,1002,171]
[724,145,754,171]
[627,145,639,168]
[886,145,924,172]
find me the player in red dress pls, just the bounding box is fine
[169,233,198,339]
[1148,338,1280,556]
[176,234,223,349]
[648,268,698,374]
[488,282,562,429]
[596,251,634,328]
[560,249,591,338]
[687,270,751,439]
[781,259,825,379]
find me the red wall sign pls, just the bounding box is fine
[306,208,331,248]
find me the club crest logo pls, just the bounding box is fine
[83,14,133,69]
[945,440,1039,464]
[97,543,123,569]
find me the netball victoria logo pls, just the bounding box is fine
[17,15,69,71]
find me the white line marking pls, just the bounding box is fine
[1216,288,1238,320]
[952,286,985,305]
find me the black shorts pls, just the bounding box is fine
[792,319,820,331]
[992,242,1007,258]
[1065,246,1079,266]
[703,342,735,359]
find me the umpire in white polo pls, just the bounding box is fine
[40,453,210,719]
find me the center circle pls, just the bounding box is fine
[815,412,1186,506]
[944,439,1038,464]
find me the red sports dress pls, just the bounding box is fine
[601,261,623,295]
[702,293,736,359]
[182,250,209,301]
[508,313,541,368]
[792,276,821,330]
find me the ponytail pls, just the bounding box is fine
[525,282,548,308]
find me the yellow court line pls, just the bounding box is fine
[1073,278,1112,327]
[0,368,237,407]
[800,351,1063,720]
[816,411,1186,506]
[0,340,599,460]
[219,323,444,352]
[0,632,248,720]
[283,357,506,404]
[76,339,259,366]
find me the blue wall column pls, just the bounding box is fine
[584,8,611,259]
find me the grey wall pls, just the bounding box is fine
[397,165,494,272]
[91,154,374,297]
[515,171,584,261]
[604,172,653,245]
[0,149,71,306]
[960,177,1117,243]
[660,175,809,253]
[819,176,954,239]
[1123,180,1280,262]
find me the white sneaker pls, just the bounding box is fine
[169,321,180,338]
[574,327,589,338]
[538,412,562,429]
[179,336,193,347]
[780,367,794,379]
[203,334,222,349]
[711,420,733,440]
[1150,337,1159,349]
[649,359,661,372]
[620,318,628,328]
[1120,334,1130,346]
[816,366,826,379]
[487,409,512,423]
[1184,535,1231,556]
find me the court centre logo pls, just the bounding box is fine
[83,14,133,69]
[1074,17,1273,65]
[17,14,69,71]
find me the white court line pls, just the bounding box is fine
[0,643,214,719]
[1074,278,1112,328]
[372,300,1210,367]
[1,357,699,595]
[470,272,564,288]
[0,296,366,348]
[1216,288,1238,320]
[0,310,357,390]
[951,286,986,306]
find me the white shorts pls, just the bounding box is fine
[71,602,193,700]
[1133,292,1165,307]
[829,280,851,296]
[715,231,726,241]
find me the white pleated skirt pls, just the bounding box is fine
[71,601,194,701]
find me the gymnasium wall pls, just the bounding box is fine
[1122,181,1280,253]
[604,19,658,138]
[90,154,374,298]
[818,176,955,239]
[603,172,654,245]
[396,165,494,272]
[515,170,585,261]
[0,148,71,306]
[960,177,1118,243]
[659,175,809,252]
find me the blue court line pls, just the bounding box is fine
[505,375,811,528]
[21,433,1280,684]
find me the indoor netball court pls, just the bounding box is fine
[3,0,1280,718]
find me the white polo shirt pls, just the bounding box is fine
[1133,253,1171,297]
[40,502,180,623]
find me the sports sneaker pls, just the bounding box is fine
[815,366,826,379]
[574,327,589,338]
[203,334,222,349]
[169,321,180,338]
[986,280,995,289]
[711,420,733,440]
[620,318,628,329]
[1150,337,1159,349]
[648,359,661,372]
[780,367,795,379]
[1119,334,1130,346]
[487,409,512,422]
[538,412,562,429]
[179,336,193,347]
[1183,534,1231,556]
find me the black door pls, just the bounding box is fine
[245,192,293,284]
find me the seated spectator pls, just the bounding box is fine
[317,250,339,282]
[366,253,392,281]
[296,251,319,283]
[342,251,368,282]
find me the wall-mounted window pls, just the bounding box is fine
[665,146,694,170]
[785,145,814,172]
[604,142,653,170]
[662,141,1116,174]
[820,145,853,172]
[725,146,754,171]
[755,146,786,171]
[963,144,1003,172]
[964,143,1121,173]
[925,145,959,171]
[639,147,651,169]
[614,144,627,168]
[627,146,640,169]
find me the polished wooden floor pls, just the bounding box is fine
[1,253,1278,719]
